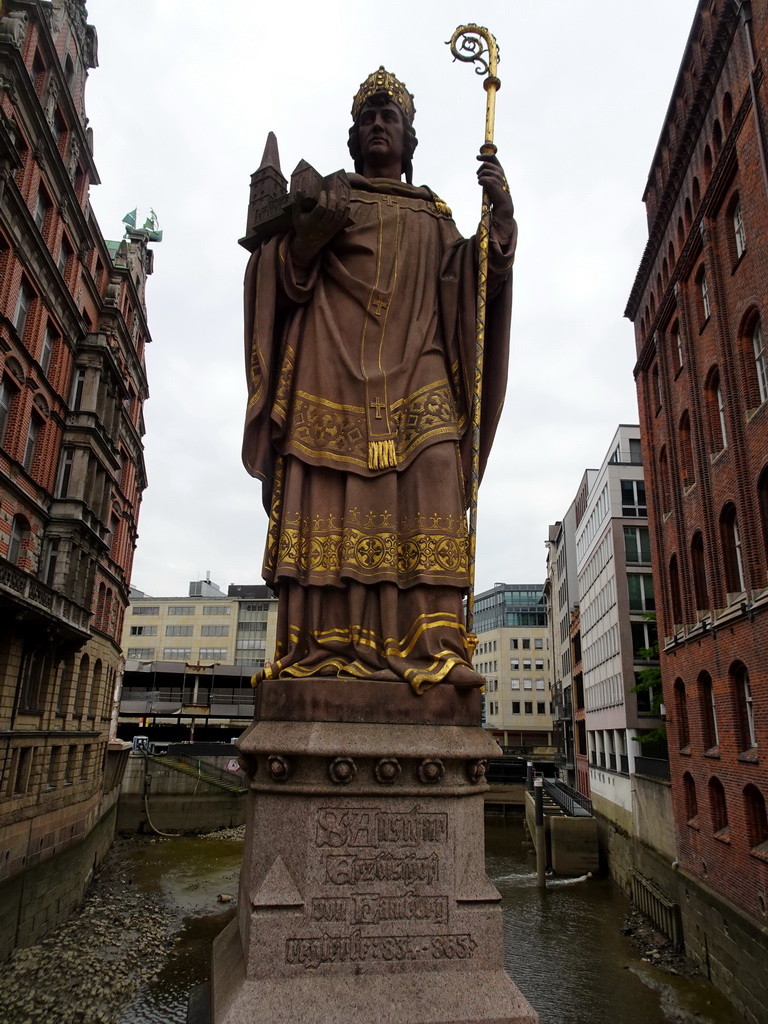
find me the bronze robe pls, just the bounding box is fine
[242,175,515,693]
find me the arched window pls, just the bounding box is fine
[669,554,683,625]
[723,93,733,131]
[652,362,662,413]
[56,654,75,714]
[668,240,675,267]
[674,679,690,749]
[704,146,713,181]
[708,776,728,834]
[752,321,768,404]
[713,120,723,157]
[7,514,30,566]
[671,321,683,370]
[720,502,746,595]
[691,531,709,612]
[685,196,693,227]
[677,215,685,246]
[743,785,768,852]
[732,196,746,259]
[705,367,727,451]
[0,374,17,446]
[96,582,106,629]
[693,177,701,206]
[697,265,710,322]
[731,662,757,751]
[73,654,89,715]
[699,671,718,750]
[683,772,698,821]
[758,467,768,572]
[659,446,671,516]
[88,659,102,716]
[679,411,694,487]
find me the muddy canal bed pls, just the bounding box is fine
[0,821,742,1024]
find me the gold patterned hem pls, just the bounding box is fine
[262,612,472,696]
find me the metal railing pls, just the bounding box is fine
[631,870,682,950]
[633,756,671,780]
[543,779,592,817]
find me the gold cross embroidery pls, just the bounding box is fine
[370,396,385,419]
[372,295,389,317]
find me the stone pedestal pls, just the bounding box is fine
[211,679,537,1024]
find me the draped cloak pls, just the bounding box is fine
[242,175,515,693]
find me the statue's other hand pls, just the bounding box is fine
[291,188,350,265]
[476,153,514,223]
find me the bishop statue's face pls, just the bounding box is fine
[358,99,405,178]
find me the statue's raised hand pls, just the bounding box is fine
[291,188,349,266]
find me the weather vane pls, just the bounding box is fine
[447,24,501,639]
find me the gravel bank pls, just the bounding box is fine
[0,838,177,1024]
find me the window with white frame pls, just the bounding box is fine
[733,198,746,259]
[753,322,768,404]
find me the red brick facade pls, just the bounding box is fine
[0,1,154,955]
[628,0,768,924]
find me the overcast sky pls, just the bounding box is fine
[83,0,696,598]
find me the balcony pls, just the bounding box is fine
[633,756,671,781]
[0,560,90,640]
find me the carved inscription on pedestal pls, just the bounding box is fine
[283,803,477,969]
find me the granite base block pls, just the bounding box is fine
[211,697,537,1024]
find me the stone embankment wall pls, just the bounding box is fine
[117,754,245,833]
[0,800,118,961]
[597,776,768,1024]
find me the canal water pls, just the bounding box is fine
[119,817,740,1024]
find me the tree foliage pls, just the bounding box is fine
[630,613,667,753]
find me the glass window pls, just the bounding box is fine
[524,701,533,715]
[199,648,227,660]
[733,199,746,258]
[631,620,657,658]
[40,325,54,374]
[133,606,160,616]
[166,625,193,636]
[511,701,520,715]
[14,280,32,339]
[510,678,520,690]
[621,479,647,517]
[720,503,746,594]
[162,647,192,660]
[627,573,655,612]
[22,414,40,472]
[168,605,195,615]
[129,625,157,636]
[127,647,155,659]
[537,702,546,715]
[0,377,13,445]
[624,526,651,563]
[700,270,710,321]
[203,605,231,615]
[753,322,768,404]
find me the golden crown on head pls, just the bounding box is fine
[351,66,416,126]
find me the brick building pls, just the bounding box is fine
[627,0,768,1016]
[0,1,155,956]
